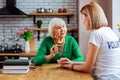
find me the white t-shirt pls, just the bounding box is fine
[89,27,120,80]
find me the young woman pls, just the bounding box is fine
[58,2,120,80]
[34,18,84,65]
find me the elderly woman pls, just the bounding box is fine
[34,18,84,65]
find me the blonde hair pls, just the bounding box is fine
[80,2,108,29]
[48,18,67,37]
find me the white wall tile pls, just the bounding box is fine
[0,0,77,51]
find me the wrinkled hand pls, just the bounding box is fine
[57,58,72,64]
[59,63,72,70]
[50,44,58,58]
[57,58,73,69]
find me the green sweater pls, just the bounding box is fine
[34,35,84,65]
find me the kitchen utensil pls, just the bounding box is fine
[1,29,5,41]
[63,8,67,13]
[46,8,53,13]
[15,36,19,41]
[9,28,14,40]
[14,28,20,41]
[37,8,44,13]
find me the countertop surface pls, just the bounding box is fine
[0,51,36,57]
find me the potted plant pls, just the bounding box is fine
[37,20,43,28]
[36,20,42,41]
[16,26,37,53]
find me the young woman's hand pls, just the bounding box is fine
[57,58,72,64]
[57,58,73,69]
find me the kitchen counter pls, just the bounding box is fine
[0,51,36,68]
[0,51,36,57]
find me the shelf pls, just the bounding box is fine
[0,62,3,64]
[0,51,36,65]
[32,27,77,31]
[0,51,36,57]
[28,12,75,41]
[28,12,74,16]
[28,12,74,24]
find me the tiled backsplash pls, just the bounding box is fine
[0,0,77,51]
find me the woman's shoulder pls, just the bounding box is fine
[40,36,54,45]
[65,35,76,41]
[65,35,74,39]
[42,36,53,41]
[91,27,111,35]
[43,36,52,39]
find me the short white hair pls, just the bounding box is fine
[48,18,67,37]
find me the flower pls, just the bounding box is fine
[117,24,120,32]
[117,24,120,27]
[16,26,37,41]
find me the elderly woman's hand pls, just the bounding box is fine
[57,58,72,64]
[57,58,73,69]
[49,44,58,58]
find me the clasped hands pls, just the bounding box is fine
[49,44,73,69]
[57,58,73,70]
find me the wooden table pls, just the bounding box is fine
[0,64,93,80]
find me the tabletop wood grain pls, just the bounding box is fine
[0,64,93,80]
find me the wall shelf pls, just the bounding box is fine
[28,12,74,24]
[28,12,75,41]
[32,27,77,31]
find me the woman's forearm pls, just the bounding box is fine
[72,64,92,73]
[45,55,52,60]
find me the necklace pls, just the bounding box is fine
[54,38,65,46]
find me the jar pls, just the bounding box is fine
[63,8,67,13]
[58,8,63,13]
